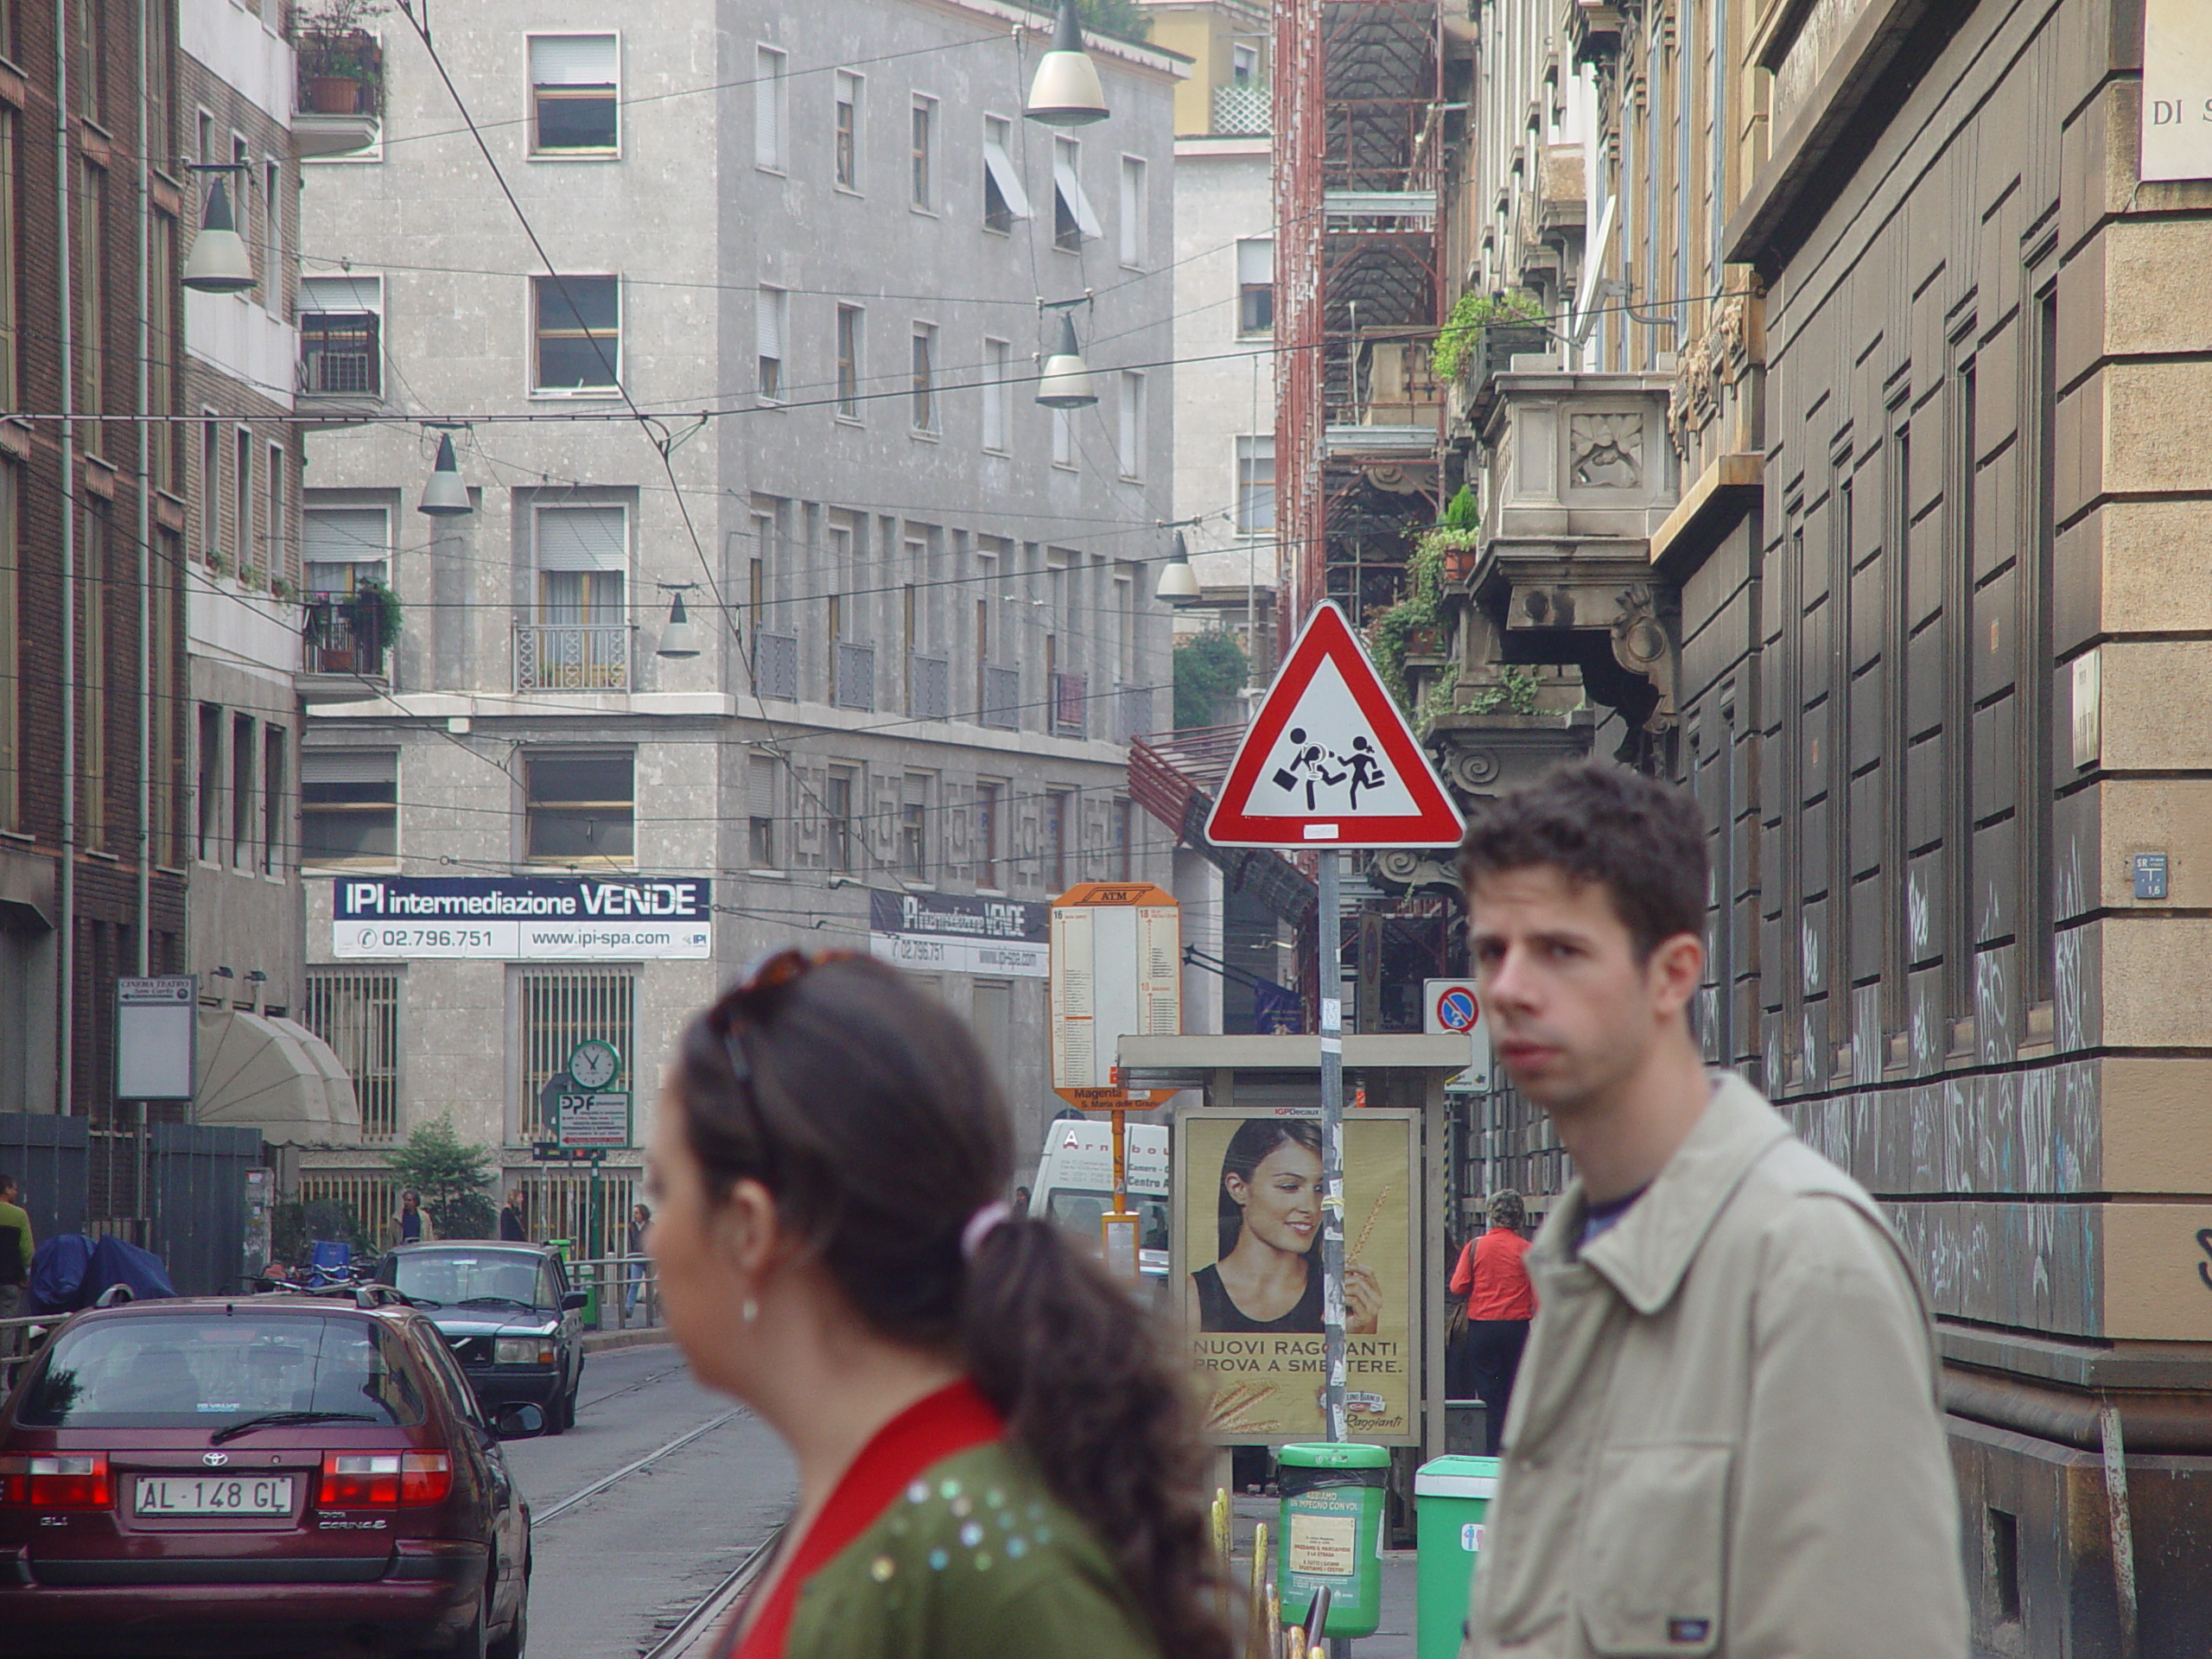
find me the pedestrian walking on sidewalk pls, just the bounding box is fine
[653,950,1232,1659]
[1456,761,1967,1659]
[1446,1189,1533,1456]
[624,1203,651,1318]
[0,1174,32,1322]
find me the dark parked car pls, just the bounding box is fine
[375,1246,586,1434]
[0,1291,537,1656]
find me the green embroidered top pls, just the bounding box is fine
[782,1438,1162,1659]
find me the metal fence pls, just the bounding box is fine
[149,1124,261,1296]
[514,622,630,692]
[563,1254,661,1332]
[981,664,1022,728]
[296,1170,404,1253]
[0,1112,89,1244]
[754,631,798,700]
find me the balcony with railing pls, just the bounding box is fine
[907,652,950,721]
[834,642,876,710]
[298,594,389,703]
[298,310,381,421]
[514,623,629,692]
[1211,83,1270,137]
[980,664,1021,729]
[753,631,798,701]
[294,26,384,157]
[1052,672,1088,739]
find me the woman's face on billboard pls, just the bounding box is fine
[1226,1139,1322,1256]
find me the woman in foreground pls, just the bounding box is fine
[649,950,1233,1659]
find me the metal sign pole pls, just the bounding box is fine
[1319,847,1347,1443]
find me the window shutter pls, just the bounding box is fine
[982,137,1031,220]
[1237,238,1274,284]
[537,505,627,572]
[301,274,381,315]
[1052,144,1101,239]
[756,290,783,359]
[304,507,391,563]
[530,35,618,86]
[301,749,397,786]
[749,753,775,818]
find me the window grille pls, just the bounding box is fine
[834,641,875,710]
[302,970,402,1141]
[907,652,950,720]
[518,969,634,1143]
[514,1166,639,1261]
[981,664,1021,729]
[754,630,798,700]
[297,1171,403,1252]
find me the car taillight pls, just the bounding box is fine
[0,1454,112,1510]
[399,1452,452,1504]
[319,1452,451,1507]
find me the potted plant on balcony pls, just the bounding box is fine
[1431,289,1550,391]
[1417,483,1483,582]
[296,0,387,117]
[355,576,403,653]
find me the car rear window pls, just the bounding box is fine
[385,1250,547,1311]
[16,1313,429,1429]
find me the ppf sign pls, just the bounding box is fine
[332,876,713,960]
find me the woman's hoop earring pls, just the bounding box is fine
[741,1297,759,1326]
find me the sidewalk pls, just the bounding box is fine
[1230,1495,1429,1658]
[581,1324,672,1356]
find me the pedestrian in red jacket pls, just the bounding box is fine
[1448,1190,1534,1454]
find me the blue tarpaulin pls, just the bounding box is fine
[27,1233,177,1313]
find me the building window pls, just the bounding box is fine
[910,96,935,210]
[79,509,105,848]
[149,212,177,491]
[531,504,627,690]
[525,750,634,864]
[532,275,620,391]
[976,782,1002,888]
[231,712,256,868]
[824,767,856,873]
[1117,371,1146,480]
[528,35,620,155]
[299,273,382,397]
[834,70,862,190]
[266,443,287,580]
[234,428,254,575]
[303,970,402,1142]
[982,115,1027,232]
[900,773,931,879]
[0,462,15,831]
[753,45,786,170]
[300,747,397,867]
[0,111,17,416]
[756,283,786,402]
[1232,42,1259,85]
[1052,408,1074,470]
[1237,238,1274,334]
[1044,791,1069,892]
[196,703,221,861]
[200,417,219,559]
[911,323,938,433]
[304,505,391,596]
[74,160,103,450]
[982,338,1009,453]
[1052,136,1097,252]
[263,725,286,875]
[747,750,777,868]
[1118,156,1146,266]
[1237,435,1276,532]
[835,304,861,419]
[519,969,632,1142]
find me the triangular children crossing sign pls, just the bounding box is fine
[1205,601,1468,849]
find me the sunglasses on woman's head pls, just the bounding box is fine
[713,948,863,1083]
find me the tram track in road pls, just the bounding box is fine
[576,1356,689,1413]
[533,1408,745,1524]
[641,1525,785,1659]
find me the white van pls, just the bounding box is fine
[1027,1118,1172,1282]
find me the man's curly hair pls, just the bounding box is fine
[1456,760,1708,961]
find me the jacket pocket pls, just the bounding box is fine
[1573,1441,1730,1656]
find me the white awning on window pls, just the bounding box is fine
[194,1008,362,1147]
[537,505,627,572]
[301,274,382,315]
[301,748,397,786]
[1053,149,1101,240]
[530,34,618,87]
[304,507,391,563]
[1237,238,1274,284]
[983,138,1032,220]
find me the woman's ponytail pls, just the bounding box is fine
[962,1218,1236,1659]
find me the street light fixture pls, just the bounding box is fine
[655,584,703,659]
[1154,531,1200,601]
[181,179,255,294]
[417,432,472,516]
[1036,312,1098,409]
[1026,0,1109,125]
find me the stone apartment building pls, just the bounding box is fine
[1421,0,2212,1646]
[0,0,192,1188]
[291,2,1184,1250]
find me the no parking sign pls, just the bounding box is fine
[1423,979,1481,1034]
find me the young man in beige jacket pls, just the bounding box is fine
[1457,761,1967,1658]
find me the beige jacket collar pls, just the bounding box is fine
[1528,1072,1793,1317]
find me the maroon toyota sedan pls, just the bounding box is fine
[0,1291,537,1656]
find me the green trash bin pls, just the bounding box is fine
[1414,1454,1499,1659]
[1277,1442,1389,1639]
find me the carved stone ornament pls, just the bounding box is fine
[1569,412,1643,487]
[1668,276,1765,451]
[1368,848,1462,896]
[1444,745,1502,791]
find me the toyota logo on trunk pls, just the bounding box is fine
[202,1451,229,1466]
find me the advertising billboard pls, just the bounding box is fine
[1176,1108,1421,1445]
[865,887,1049,978]
[332,876,713,960]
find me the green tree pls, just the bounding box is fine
[1015,0,1151,43]
[386,1118,498,1241]
[1174,631,1249,729]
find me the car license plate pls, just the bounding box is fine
[136,1475,295,1516]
